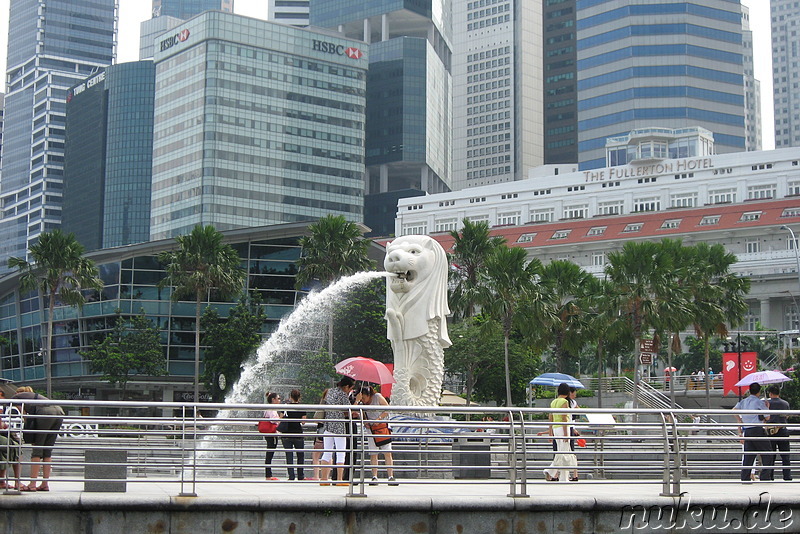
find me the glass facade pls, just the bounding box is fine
[62,62,156,251]
[0,225,308,398]
[772,0,800,148]
[0,0,117,272]
[150,12,367,240]
[152,0,233,18]
[576,0,747,170]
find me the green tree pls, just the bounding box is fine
[537,260,594,373]
[297,348,337,407]
[9,229,104,396]
[686,242,750,408]
[295,215,375,360]
[81,309,165,397]
[605,241,676,409]
[673,335,723,374]
[448,219,506,320]
[479,245,543,406]
[201,293,266,400]
[467,325,540,406]
[157,224,246,402]
[332,278,392,363]
[445,318,495,412]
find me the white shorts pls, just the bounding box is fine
[367,435,392,453]
[321,432,347,464]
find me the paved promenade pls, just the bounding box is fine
[0,478,797,533]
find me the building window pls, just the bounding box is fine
[633,197,660,212]
[746,240,761,253]
[781,207,800,218]
[709,189,736,204]
[497,212,520,226]
[435,219,457,233]
[587,226,606,236]
[788,181,800,196]
[622,223,643,233]
[670,193,697,208]
[597,201,623,216]
[747,184,776,200]
[785,303,799,330]
[563,205,588,219]
[551,230,571,240]
[699,215,721,226]
[740,211,762,222]
[661,219,681,230]
[530,209,554,223]
[466,215,489,225]
[517,233,536,243]
[591,252,605,267]
[402,224,427,235]
[743,305,759,331]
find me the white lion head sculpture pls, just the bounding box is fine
[384,235,451,347]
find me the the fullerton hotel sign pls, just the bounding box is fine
[583,157,714,183]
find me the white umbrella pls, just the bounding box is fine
[734,370,791,387]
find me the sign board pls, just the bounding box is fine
[639,352,653,365]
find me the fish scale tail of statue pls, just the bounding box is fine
[384,235,451,406]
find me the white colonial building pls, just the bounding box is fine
[395,146,800,333]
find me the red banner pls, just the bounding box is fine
[722,352,758,396]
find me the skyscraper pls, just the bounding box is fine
[772,0,800,148]
[62,62,156,251]
[576,1,749,170]
[450,1,543,191]
[0,0,117,269]
[543,0,578,165]
[152,0,233,19]
[149,12,367,240]
[310,0,453,235]
[268,0,310,26]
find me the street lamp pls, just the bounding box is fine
[780,226,800,325]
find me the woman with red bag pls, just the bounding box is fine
[262,392,282,480]
[358,386,397,486]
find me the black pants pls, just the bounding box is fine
[281,436,305,480]
[761,428,792,481]
[264,435,278,478]
[741,427,774,481]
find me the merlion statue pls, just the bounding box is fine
[384,235,451,406]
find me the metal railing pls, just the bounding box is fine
[1,398,797,498]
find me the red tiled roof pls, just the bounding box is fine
[396,197,800,253]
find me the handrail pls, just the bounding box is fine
[1,399,795,498]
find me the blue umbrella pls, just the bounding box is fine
[530,372,585,389]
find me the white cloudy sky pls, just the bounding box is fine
[0,0,777,148]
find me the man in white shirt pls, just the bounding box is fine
[733,382,773,482]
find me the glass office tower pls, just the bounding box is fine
[150,12,367,240]
[0,0,117,272]
[577,1,748,170]
[152,0,233,18]
[62,62,156,251]
[772,0,800,148]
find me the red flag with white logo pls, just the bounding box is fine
[722,351,758,396]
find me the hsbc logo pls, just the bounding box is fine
[312,39,363,60]
[160,28,191,52]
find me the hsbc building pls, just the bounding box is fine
[152,11,368,240]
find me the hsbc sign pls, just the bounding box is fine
[312,39,363,60]
[160,29,191,52]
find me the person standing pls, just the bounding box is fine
[281,389,306,481]
[320,377,355,486]
[762,385,792,481]
[567,387,581,482]
[263,392,282,481]
[358,386,397,486]
[543,383,577,482]
[12,387,64,491]
[0,390,20,489]
[733,382,773,482]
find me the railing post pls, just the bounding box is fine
[659,411,681,496]
[347,406,367,498]
[179,404,198,497]
[507,410,528,498]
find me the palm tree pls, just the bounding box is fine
[605,241,675,410]
[685,242,750,408]
[295,215,374,359]
[448,219,506,320]
[295,215,374,289]
[479,245,543,406]
[537,260,594,373]
[9,229,104,396]
[157,225,246,402]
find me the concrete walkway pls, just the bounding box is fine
[0,478,797,533]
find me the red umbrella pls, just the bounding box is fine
[335,357,395,384]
